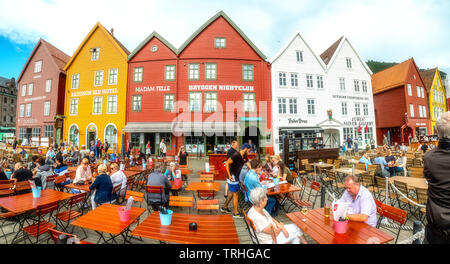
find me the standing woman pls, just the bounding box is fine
[145,140,152,159]
[89,164,113,209]
[178,146,188,166]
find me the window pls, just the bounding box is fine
[290,73,298,87]
[365,127,374,143]
[422,105,427,118]
[341,102,348,115]
[107,95,117,114]
[214,37,226,48]
[188,64,200,80]
[363,104,369,116]
[69,125,79,146]
[44,101,50,116]
[317,75,324,89]
[417,86,421,97]
[204,92,217,112]
[19,128,26,140]
[243,65,254,81]
[407,84,412,96]
[419,105,424,118]
[45,79,52,92]
[339,78,346,91]
[354,80,360,92]
[289,98,297,114]
[94,71,103,86]
[420,87,425,98]
[19,104,24,117]
[108,69,118,85]
[307,99,315,115]
[306,75,313,88]
[278,98,286,114]
[93,96,103,114]
[21,84,26,96]
[346,58,352,69]
[133,67,143,82]
[189,92,202,112]
[279,73,287,87]
[296,51,303,63]
[34,60,42,73]
[132,95,142,112]
[32,128,41,137]
[243,93,256,112]
[44,125,53,138]
[165,65,175,81]
[105,124,118,150]
[410,104,414,117]
[355,103,361,116]
[164,94,175,111]
[205,63,217,80]
[362,81,368,93]
[70,98,78,115]
[26,103,32,117]
[72,74,79,89]
[91,48,100,61]
[28,83,33,96]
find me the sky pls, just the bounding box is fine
[0,0,449,80]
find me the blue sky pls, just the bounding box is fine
[1,0,450,80]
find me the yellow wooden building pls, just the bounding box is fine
[63,22,129,152]
[421,68,448,134]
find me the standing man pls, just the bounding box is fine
[370,137,376,150]
[104,140,110,156]
[224,140,239,199]
[347,136,353,154]
[383,135,388,146]
[127,140,133,158]
[248,139,257,153]
[159,138,167,158]
[13,138,18,150]
[423,112,450,244]
[221,143,251,218]
[95,138,101,158]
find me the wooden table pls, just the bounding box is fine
[334,168,366,176]
[266,183,301,196]
[389,176,428,189]
[185,182,221,193]
[125,165,153,172]
[123,170,143,178]
[71,204,145,244]
[131,212,239,244]
[287,208,394,244]
[65,183,91,192]
[312,163,334,180]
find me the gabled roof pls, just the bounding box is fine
[177,11,267,60]
[64,22,130,71]
[372,58,425,95]
[270,31,326,71]
[0,77,13,88]
[420,68,437,92]
[320,36,373,75]
[320,36,343,65]
[17,38,70,83]
[128,31,177,61]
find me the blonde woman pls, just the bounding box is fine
[89,163,113,209]
[396,151,407,176]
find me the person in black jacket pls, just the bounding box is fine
[423,112,450,244]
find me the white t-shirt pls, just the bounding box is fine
[110,170,127,194]
[160,142,167,153]
[247,207,276,244]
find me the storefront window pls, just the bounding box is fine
[185,136,205,154]
[105,124,118,150]
[216,135,237,151]
[130,133,140,150]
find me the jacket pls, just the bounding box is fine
[145,172,171,204]
[424,139,450,236]
[89,173,113,204]
[36,164,54,189]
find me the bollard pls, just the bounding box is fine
[413,221,423,244]
[320,185,326,208]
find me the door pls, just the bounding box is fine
[87,132,96,147]
[323,129,340,149]
[144,133,156,155]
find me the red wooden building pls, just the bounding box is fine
[16,39,70,146]
[372,58,431,145]
[124,11,272,156]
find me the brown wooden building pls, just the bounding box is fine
[16,39,70,146]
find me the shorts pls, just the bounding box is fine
[227,179,239,193]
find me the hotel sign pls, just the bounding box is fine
[71,88,118,97]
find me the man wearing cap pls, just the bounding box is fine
[221,143,251,218]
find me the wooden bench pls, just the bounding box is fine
[196,199,219,213]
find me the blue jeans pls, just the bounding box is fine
[389,167,404,176]
[266,196,277,216]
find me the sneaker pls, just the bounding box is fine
[232,212,244,218]
[220,207,231,213]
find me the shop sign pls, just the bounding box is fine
[343,117,374,127]
[332,95,369,101]
[287,118,307,124]
[135,86,170,93]
[188,85,254,92]
[22,119,38,124]
[242,117,262,121]
[25,96,47,102]
[416,123,426,126]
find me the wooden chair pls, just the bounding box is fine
[326,159,334,165]
[374,176,396,203]
[144,185,165,212]
[196,200,219,214]
[333,159,341,169]
[298,159,310,176]
[393,180,418,213]
[45,174,56,190]
[242,209,259,244]
[169,196,193,213]
[0,211,24,243]
[54,175,68,192]
[409,167,424,178]
[0,180,15,197]
[327,170,345,196]
[47,228,92,244]
[56,192,88,239]
[15,181,31,195]
[124,176,144,207]
[22,201,59,244]
[198,172,215,199]
[356,162,366,171]
[415,187,428,224]
[111,184,122,204]
[376,201,408,243]
[291,171,299,186]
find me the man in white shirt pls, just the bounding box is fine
[110,163,127,198]
[159,138,167,158]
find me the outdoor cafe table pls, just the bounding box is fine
[125,165,153,172]
[287,208,394,244]
[0,189,73,243]
[169,180,185,195]
[389,176,428,190]
[123,170,143,178]
[266,182,301,212]
[70,203,145,244]
[130,212,239,244]
[312,163,334,180]
[185,182,221,200]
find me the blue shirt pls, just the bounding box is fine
[373,157,388,171]
[110,153,117,162]
[243,170,261,203]
[359,156,372,170]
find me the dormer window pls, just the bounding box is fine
[214,38,226,48]
[91,48,100,61]
[34,60,42,73]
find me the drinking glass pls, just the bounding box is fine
[324,205,331,217]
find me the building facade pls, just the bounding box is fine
[63,23,129,152]
[0,77,17,141]
[420,68,447,133]
[15,39,69,146]
[372,58,431,145]
[124,11,272,155]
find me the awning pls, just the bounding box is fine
[173,122,241,134]
[123,122,173,133]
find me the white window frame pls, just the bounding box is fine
[94,70,104,86]
[341,102,348,116]
[21,84,26,96]
[189,92,202,112]
[243,93,256,112]
[70,98,79,116]
[279,72,287,87]
[72,74,79,89]
[164,94,175,112]
[363,103,369,116]
[205,63,217,80]
[132,95,142,112]
[278,98,286,114]
[306,75,313,88]
[134,67,143,82]
[108,68,118,85]
[93,96,103,114]
[346,58,352,69]
[45,79,52,93]
[289,98,297,114]
[354,80,360,92]
[44,101,51,116]
[28,83,33,96]
[307,99,315,115]
[339,78,346,91]
[19,104,25,117]
[407,84,412,96]
[243,65,254,81]
[362,81,368,93]
[355,103,361,116]
[296,50,303,63]
[317,75,324,89]
[416,86,421,97]
[91,48,100,61]
[34,60,42,73]
[107,95,117,114]
[44,125,54,138]
[188,64,200,80]
[290,73,298,88]
[214,37,226,48]
[26,103,32,117]
[410,104,415,117]
[165,65,176,81]
[204,92,217,112]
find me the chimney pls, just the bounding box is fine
[110,28,114,36]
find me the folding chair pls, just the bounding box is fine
[374,176,396,203]
[414,187,428,224]
[56,192,88,240]
[45,174,56,190]
[22,201,59,244]
[326,159,334,165]
[409,167,424,178]
[376,201,407,243]
[47,228,92,244]
[356,163,366,171]
[144,185,165,212]
[111,184,122,204]
[196,200,219,214]
[239,184,253,212]
[124,177,144,207]
[327,170,345,197]
[393,180,417,213]
[0,180,15,197]
[198,172,215,199]
[333,159,341,169]
[242,209,259,244]
[0,211,24,244]
[54,175,68,192]
[169,196,193,214]
[15,181,31,195]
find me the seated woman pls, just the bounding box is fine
[277,161,293,184]
[270,155,282,177]
[247,187,308,244]
[164,162,178,181]
[89,164,113,209]
[395,151,407,176]
[262,154,273,175]
[72,158,93,194]
[359,152,372,171]
[244,159,276,216]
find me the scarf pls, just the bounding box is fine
[438,138,450,150]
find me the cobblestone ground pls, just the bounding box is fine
[0,156,423,244]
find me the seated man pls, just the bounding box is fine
[247,187,308,244]
[338,175,377,227]
[145,163,171,211]
[358,151,372,171]
[88,151,96,164]
[373,154,390,177]
[244,159,276,216]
